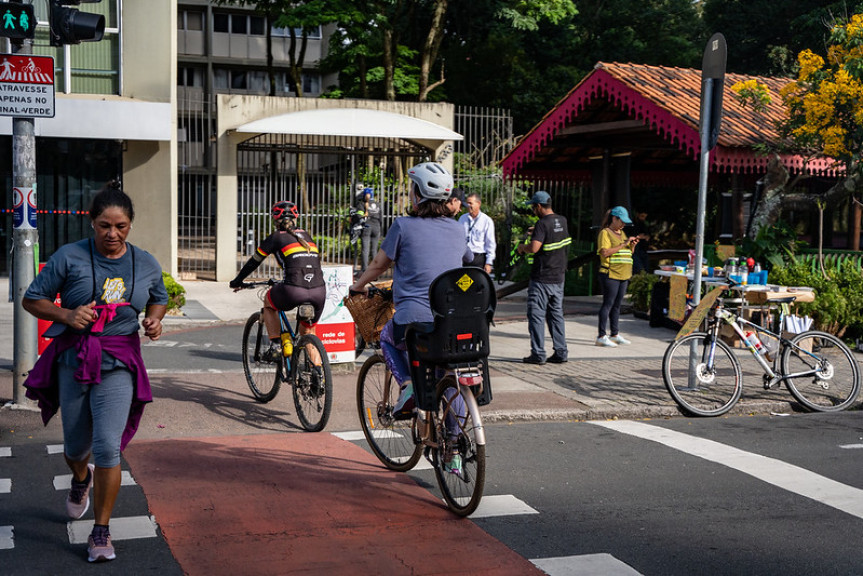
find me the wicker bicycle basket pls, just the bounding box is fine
[344,280,395,343]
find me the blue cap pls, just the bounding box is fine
[610,206,632,224]
[363,187,374,200]
[527,191,551,205]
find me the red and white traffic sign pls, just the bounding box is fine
[0,53,54,118]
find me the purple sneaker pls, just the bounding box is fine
[66,463,95,520]
[87,529,116,563]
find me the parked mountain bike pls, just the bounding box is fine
[662,284,861,417]
[348,268,495,516]
[236,280,333,432]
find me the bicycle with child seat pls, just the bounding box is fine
[349,268,495,516]
[237,279,333,432]
[662,281,861,417]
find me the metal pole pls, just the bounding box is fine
[10,17,39,409]
[691,78,713,308]
[685,79,714,390]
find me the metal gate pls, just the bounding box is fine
[176,105,520,280]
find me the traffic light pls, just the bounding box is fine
[0,2,37,40]
[50,0,105,46]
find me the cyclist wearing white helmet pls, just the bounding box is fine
[350,162,472,439]
[230,200,326,363]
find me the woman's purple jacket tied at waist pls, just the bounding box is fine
[24,331,152,451]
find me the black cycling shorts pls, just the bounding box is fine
[267,282,326,326]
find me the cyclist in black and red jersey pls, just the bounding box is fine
[230,201,326,362]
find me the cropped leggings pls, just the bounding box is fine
[58,364,133,468]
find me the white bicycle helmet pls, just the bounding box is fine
[407,162,453,202]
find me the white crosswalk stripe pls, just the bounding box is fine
[54,471,137,490]
[0,447,10,457]
[0,526,12,550]
[591,420,863,520]
[468,494,538,518]
[532,553,643,575]
[0,479,10,494]
[68,516,159,544]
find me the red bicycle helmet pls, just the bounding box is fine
[271,201,299,221]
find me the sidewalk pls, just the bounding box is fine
[0,277,807,422]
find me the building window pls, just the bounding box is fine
[32,0,120,95]
[231,14,247,34]
[272,25,321,39]
[281,72,322,95]
[213,68,229,90]
[214,68,269,93]
[230,70,247,90]
[303,72,321,94]
[248,71,268,92]
[250,16,266,35]
[178,66,204,87]
[179,9,204,31]
[213,12,229,33]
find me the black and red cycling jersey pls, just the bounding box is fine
[256,229,324,288]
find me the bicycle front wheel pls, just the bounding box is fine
[663,332,743,417]
[356,354,422,471]
[782,331,861,412]
[241,312,281,403]
[433,377,486,517]
[290,334,333,432]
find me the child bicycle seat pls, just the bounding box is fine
[408,267,496,364]
[406,267,496,410]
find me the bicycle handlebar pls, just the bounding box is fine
[349,283,394,301]
[234,279,276,290]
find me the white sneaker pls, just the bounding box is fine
[595,336,618,347]
[610,335,631,345]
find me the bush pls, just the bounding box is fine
[767,260,863,338]
[162,272,186,311]
[627,271,661,312]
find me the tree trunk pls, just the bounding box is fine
[747,154,789,237]
[382,28,395,101]
[266,16,275,96]
[418,0,448,102]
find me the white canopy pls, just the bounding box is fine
[235,107,462,150]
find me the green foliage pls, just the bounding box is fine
[736,220,806,269]
[701,0,859,76]
[767,260,863,338]
[626,271,660,312]
[162,272,186,311]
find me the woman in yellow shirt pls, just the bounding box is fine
[596,206,638,347]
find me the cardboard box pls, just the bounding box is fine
[745,289,815,305]
[720,323,741,348]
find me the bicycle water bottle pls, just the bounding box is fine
[281,332,293,357]
[744,331,766,355]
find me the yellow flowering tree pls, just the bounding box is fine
[730,14,863,239]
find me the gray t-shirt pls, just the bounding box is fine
[25,239,169,337]
[382,216,472,325]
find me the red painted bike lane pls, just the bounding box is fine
[124,432,542,575]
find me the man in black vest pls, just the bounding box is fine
[517,191,571,364]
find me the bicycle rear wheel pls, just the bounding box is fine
[782,331,861,412]
[241,312,281,403]
[291,334,333,432]
[356,354,422,471]
[433,377,485,517]
[663,332,742,417]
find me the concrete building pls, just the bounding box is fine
[0,0,175,274]
[0,1,461,281]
